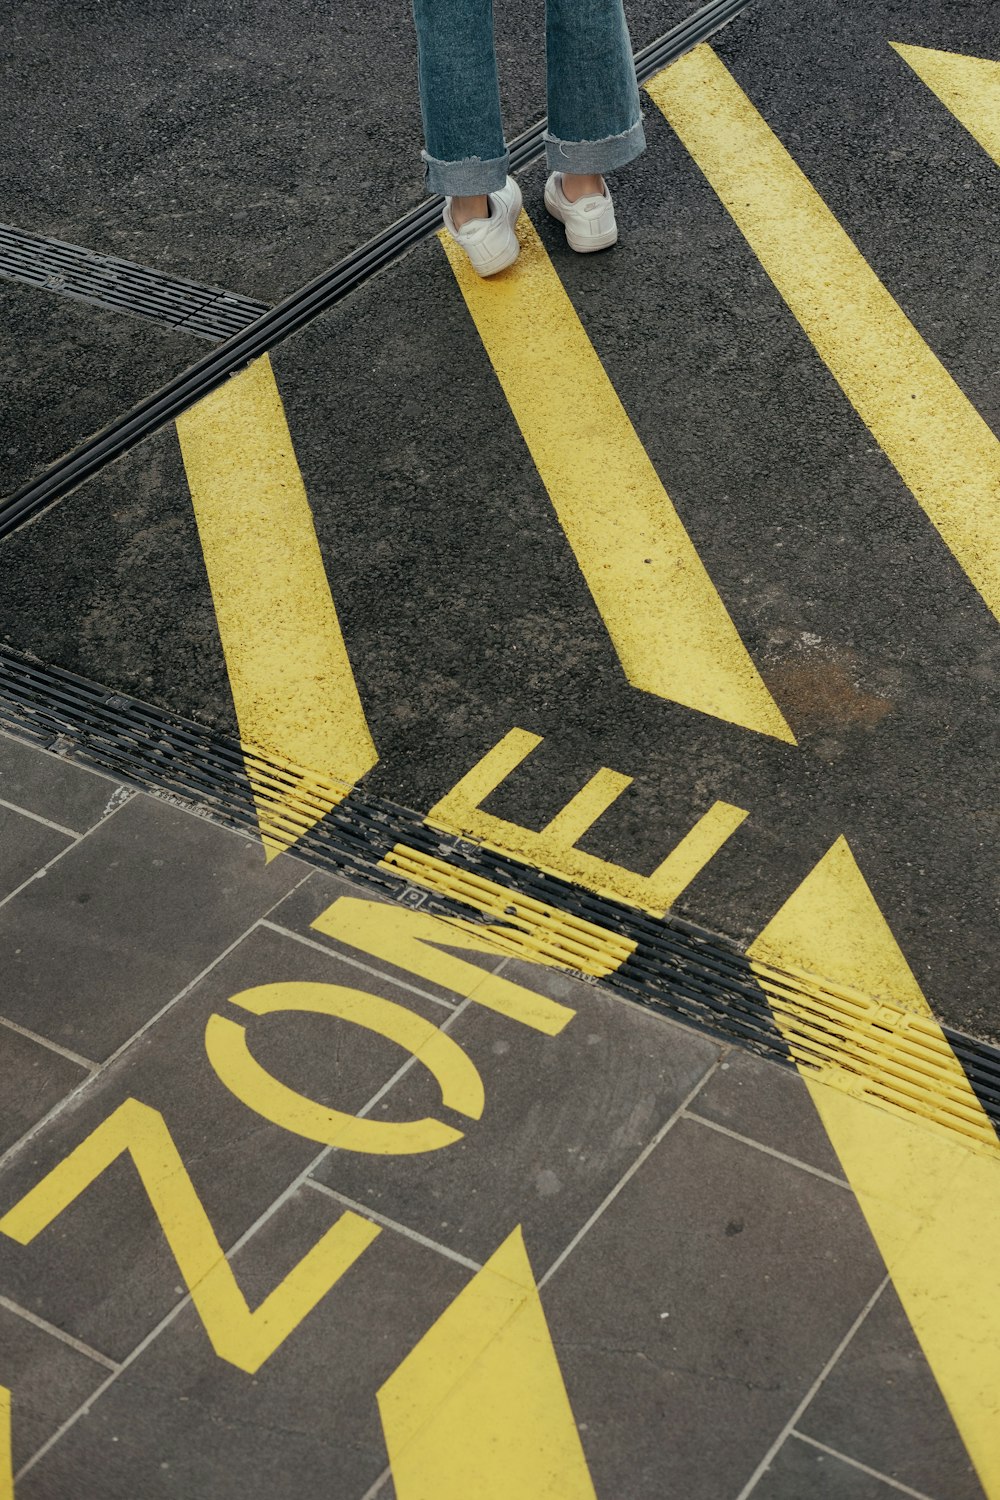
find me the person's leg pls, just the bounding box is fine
[544,0,646,186]
[410,0,509,221]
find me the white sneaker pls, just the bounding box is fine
[442,177,522,276]
[544,172,618,252]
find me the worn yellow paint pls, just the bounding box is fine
[749,839,1000,1498]
[380,844,636,978]
[0,1387,11,1500]
[647,46,1000,624]
[176,355,378,860]
[311,896,577,1036]
[425,727,748,916]
[440,218,794,744]
[0,1099,379,1374]
[206,981,483,1154]
[378,1225,596,1499]
[892,42,1000,166]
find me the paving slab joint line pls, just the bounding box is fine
[789,1431,941,1500]
[0,786,134,919]
[0,1015,97,1073]
[538,1058,724,1289]
[303,1179,483,1273]
[682,1109,852,1191]
[357,1460,393,1500]
[735,1275,891,1500]
[0,795,81,840]
[0,1294,119,1373]
[12,998,473,1481]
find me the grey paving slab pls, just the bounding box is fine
[313,962,721,1268]
[0,793,303,1060]
[690,1048,847,1181]
[17,1187,466,1500]
[0,1025,87,1156]
[0,732,122,834]
[0,277,204,500]
[751,1436,908,1500]
[0,803,72,902]
[0,1302,108,1474]
[541,1115,886,1500]
[0,923,452,1363]
[798,1285,987,1500]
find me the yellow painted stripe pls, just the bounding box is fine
[0,1387,11,1500]
[176,356,377,859]
[378,1226,596,1499]
[439,219,795,744]
[749,838,1000,1499]
[646,46,1000,624]
[892,42,1000,166]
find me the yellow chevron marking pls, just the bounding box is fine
[647,45,1000,624]
[892,41,1000,166]
[440,216,795,743]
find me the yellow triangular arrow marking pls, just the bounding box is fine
[647,46,1000,626]
[441,219,795,744]
[892,42,1000,166]
[377,1225,597,1499]
[176,356,378,860]
[1,1386,13,1500]
[749,838,1000,1500]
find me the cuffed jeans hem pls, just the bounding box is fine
[543,115,646,175]
[421,147,509,197]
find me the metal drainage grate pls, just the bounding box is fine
[0,644,998,1145]
[0,223,269,342]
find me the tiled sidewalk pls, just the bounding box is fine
[0,729,983,1499]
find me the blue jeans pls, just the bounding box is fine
[410,0,646,195]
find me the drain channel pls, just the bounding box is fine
[1,643,998,1144]
[0,0,754,540]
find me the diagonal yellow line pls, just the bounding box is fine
[646,45,1000,625]
[750,838,1000,1499]
[892,41,1000,167]
[439,217,796,744]
[176,355,378,860]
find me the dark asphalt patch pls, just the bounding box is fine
[1,0,701,303]
[0,278,204,499]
